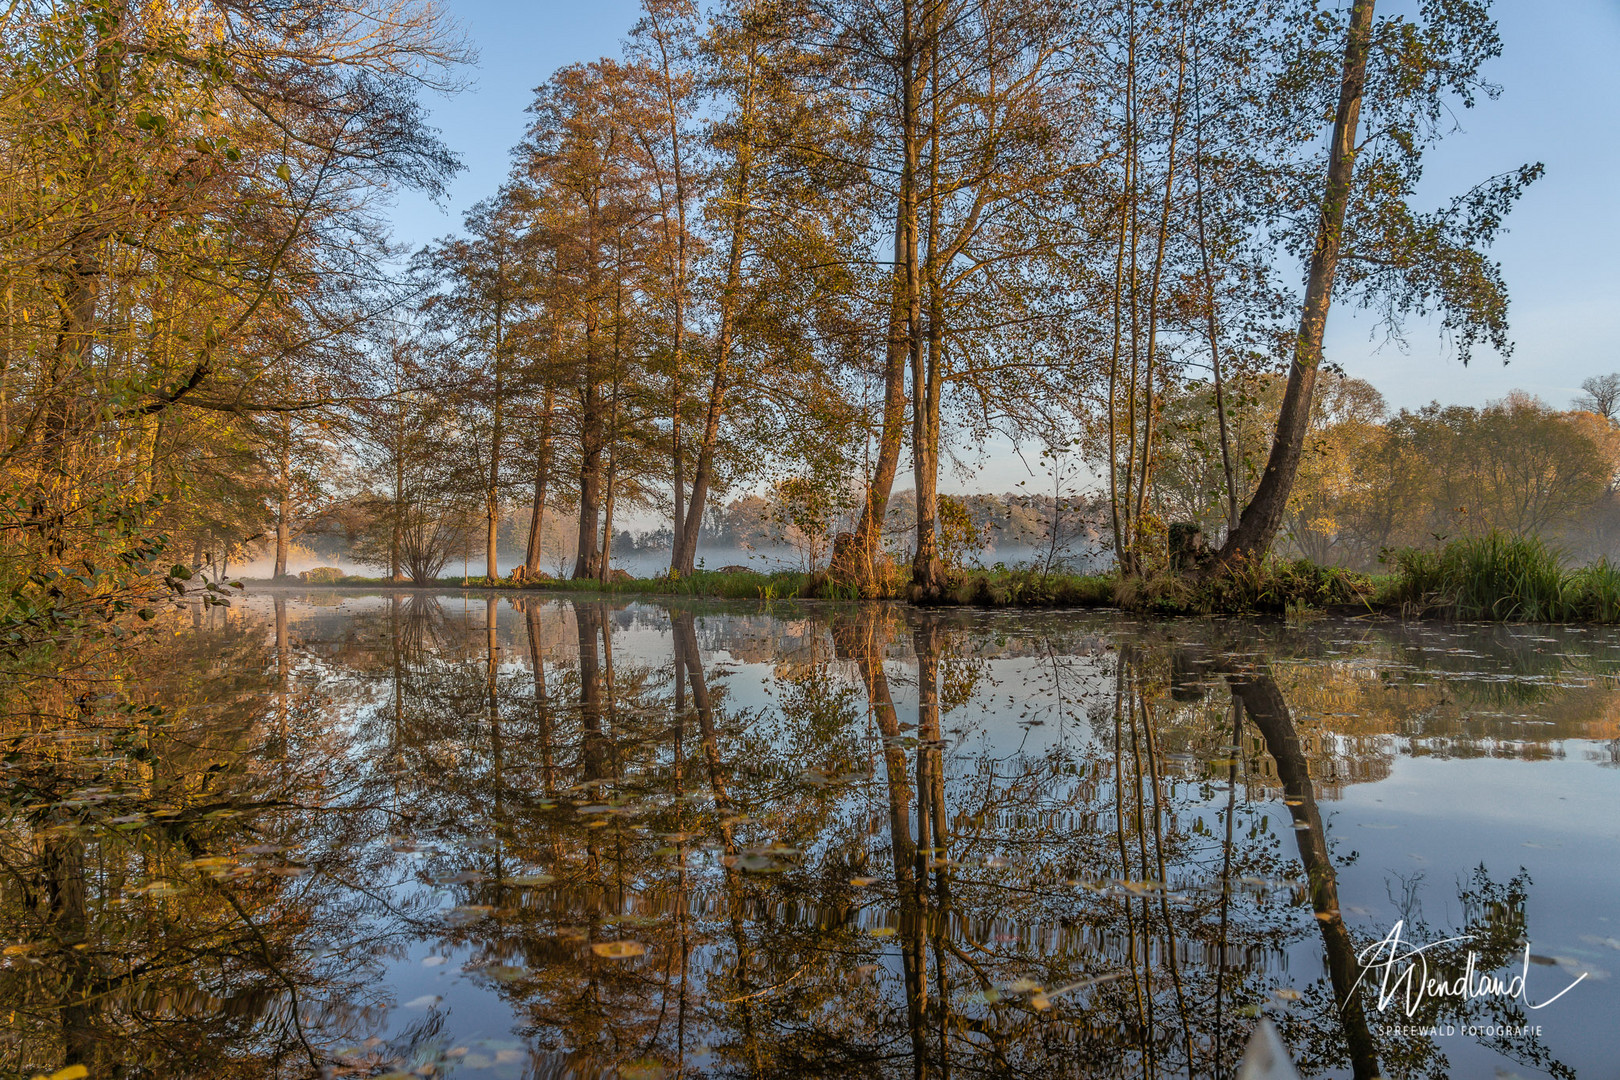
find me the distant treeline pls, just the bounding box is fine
[1153,374,1620,571]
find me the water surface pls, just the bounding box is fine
[8,590,1620,1078]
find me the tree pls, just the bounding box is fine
[1575,374,1620,422]
[421,194,539,582]
[1218,0,1540,565]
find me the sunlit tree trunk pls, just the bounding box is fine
[673,53,755,576]
[842,212,909,587]
[524,390,554,578]
[574,292,604,580]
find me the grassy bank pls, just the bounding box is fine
[256,533,1620,623]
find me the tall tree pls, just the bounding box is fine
[1218,0,1539,564]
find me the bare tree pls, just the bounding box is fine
[1575,374,1620,422]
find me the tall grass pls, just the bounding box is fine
[1384,532,1620,622]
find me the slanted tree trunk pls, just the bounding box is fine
[1218,0,1375,564]
[840,221,908,586]
[672,35,757,577]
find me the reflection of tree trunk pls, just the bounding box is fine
[1111,657,1149,1043]
[44,827,94,1065]
[913,620,951,1080]
[390,594,404,779]
[486,597,504,877]
[1229,672,1380,1080]
[1138,690,1193,1074]
[672,610,729,812]
[274,411,291,579]
[275,597,289,745]
[575,602,607,782]
[522,599,554,795]
[834,610,925,1078]
[1214,692,1243,1072]
[671,608,761,1067]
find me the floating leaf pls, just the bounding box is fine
[591,940,646,959]
[498,873,554,887]
[483,964,527,983]
[619,1062,666,1080]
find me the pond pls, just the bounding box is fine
[8,589,1620,1079]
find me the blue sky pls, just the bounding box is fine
[388,0,1620,423]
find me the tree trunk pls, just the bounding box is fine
[486,297,504,582]
[841,221,909,586]
[524,391,554,577]
[673,42,757,576]
[574,386,603,581]
[274,412,291,579]
[896,0,931,595]
[911,17,944,596]
[1218,0,1375,564]
[600,446,617,584]
[391,413,403,581]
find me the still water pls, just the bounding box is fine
[9,589,1620,1078]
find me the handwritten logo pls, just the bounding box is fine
[1347,921,1585,1018]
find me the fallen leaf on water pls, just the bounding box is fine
[1274,987,1302,1002]
[483,964,527,983]
[849,876,878,887]
[619,1062,666,1080]
[499,873,554,887]
[591,941,646,959]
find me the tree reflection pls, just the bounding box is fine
[5,595,1604,1077]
